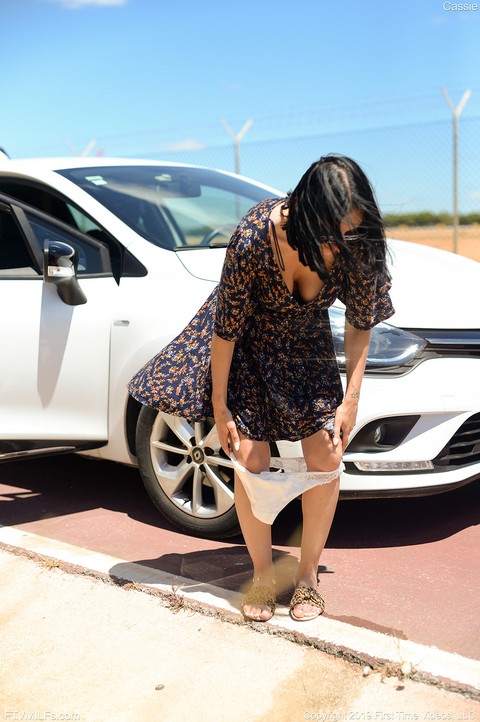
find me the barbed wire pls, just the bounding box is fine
[11,86,480,157]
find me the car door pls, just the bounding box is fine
[0,194,118,459]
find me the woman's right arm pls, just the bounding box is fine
[211,216,258,456]
[210,331,240,456]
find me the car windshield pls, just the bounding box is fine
[56,165,280,250]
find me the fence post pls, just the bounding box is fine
[220,118,253,175]
[441,86,471,254]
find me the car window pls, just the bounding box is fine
[0,180,103,234]
[24,211,111,276]
[57,166,278,250]
[0,206,40,278]
[162,184,256,247]
[0,179,123,272]
[67,203,102,234]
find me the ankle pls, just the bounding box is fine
[252,565,275,585]
[296,569,318,588]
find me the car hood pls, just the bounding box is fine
[387,239,480,330]
[175,247,227,284]
[176,239,480,331]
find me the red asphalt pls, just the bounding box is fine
[0,454,479,660]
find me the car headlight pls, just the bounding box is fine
[328,307,427,370]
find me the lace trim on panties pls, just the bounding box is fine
[231,454,344,525]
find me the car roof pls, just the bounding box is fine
[0,156,282,196]
[0,157,211,172]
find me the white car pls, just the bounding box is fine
[0,157,479,538]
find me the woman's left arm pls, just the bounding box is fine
[333,320,371,449]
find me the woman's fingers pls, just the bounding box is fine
[218,426,231,457]
[333,409,343,448]
[214,407,240,456]
[334,402,358,450]
[226,419,240,452]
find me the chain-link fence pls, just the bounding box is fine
[11,107,479,256]
[131,114,479,259]
[138,115,479,218]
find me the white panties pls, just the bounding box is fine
[231,454,344,525]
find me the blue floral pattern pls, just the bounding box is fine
[128,198,394,442]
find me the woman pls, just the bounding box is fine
[128,154,394,623]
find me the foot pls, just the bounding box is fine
[241,578,276,622]
[289,581,325,621]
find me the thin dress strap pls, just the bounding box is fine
[269,219,285,271]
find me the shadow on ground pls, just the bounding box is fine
[0,454,478,551]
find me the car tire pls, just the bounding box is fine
[135,405,241,539]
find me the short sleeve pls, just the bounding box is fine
[214,224,257,341]
[338,265,395,331]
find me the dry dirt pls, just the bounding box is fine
[388,224,480,262]
[2,547,479,722]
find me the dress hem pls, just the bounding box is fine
[233,415,337,443]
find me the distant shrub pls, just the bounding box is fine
[383,212,480,227]
[463,213,480,224]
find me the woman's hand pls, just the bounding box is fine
[337,321,370,450]
[213,403,240,457]
[333,399,359,450]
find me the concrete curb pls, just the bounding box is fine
[1,524,478,699]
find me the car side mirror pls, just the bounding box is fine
[43,239,87,306]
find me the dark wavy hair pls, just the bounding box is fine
[283,154,390,282]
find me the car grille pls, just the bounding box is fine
[417,330,480,360]
[434,413,480,468]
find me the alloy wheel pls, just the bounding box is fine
[149,412,235,520]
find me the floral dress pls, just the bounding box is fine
[127,198,394,442]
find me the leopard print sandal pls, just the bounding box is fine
[241,581,276,622]
[289,585,325,621]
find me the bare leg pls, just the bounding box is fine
[292,429,342,619]
[234,432,273,620]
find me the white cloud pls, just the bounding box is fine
[49,0,126,9]
[158,139,207,153]
[220,81,243,92]
[428,15,447,26]
[467,189,480,202]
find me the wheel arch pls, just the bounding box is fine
[125,394,143,457]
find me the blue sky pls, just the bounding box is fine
[2,0,479,211]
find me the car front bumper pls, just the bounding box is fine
[278,357,480,498]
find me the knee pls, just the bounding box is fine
[235,443,270,474]
[308,457,342,473]
[302,431,343,473]
[307,454,343,474]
